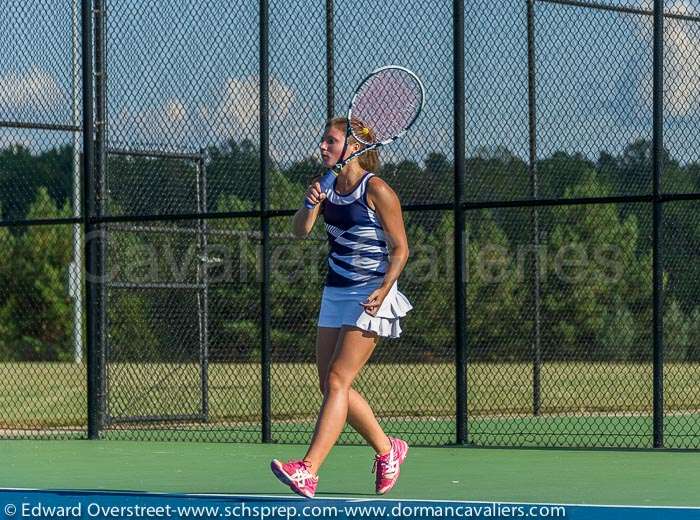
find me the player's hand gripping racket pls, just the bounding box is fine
[304,65,425,209]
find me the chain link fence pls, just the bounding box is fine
[2,0,700,449]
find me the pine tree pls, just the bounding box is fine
[542,170,648,361]
[0,188,73,360]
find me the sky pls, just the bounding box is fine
[1,0,700,166]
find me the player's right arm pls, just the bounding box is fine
[292,180,325,238]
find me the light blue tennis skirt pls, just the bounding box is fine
[317,280,412,338]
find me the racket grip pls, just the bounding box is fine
[303,169,337,209]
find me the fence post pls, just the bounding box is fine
[82,0,99,439]
[453,0,468,445]
[197,150,210,422]
[260,0,272,444]
[94,0,108,432]
[527,0,542,417]
[652,0,664,448]
[71,0,84,367]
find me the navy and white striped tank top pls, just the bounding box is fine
[321,172,389,287]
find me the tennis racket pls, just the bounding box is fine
[304,65,425,209]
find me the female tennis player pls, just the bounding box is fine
[270,117,412,498]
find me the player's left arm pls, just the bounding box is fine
[361,177,410,315]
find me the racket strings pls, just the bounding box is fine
[351,68,423,144]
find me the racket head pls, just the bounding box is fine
[347,65,425,146]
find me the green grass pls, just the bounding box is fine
[1,362,699,447]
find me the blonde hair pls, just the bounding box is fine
[326,117,380,173]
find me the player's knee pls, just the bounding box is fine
[325,367,350,393]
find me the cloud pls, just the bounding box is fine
[108,75,320,164]
[209,75,296,139]
[110,96,191,151]
[0,66,63,112]
[110,75,299,145]
[664,2,700,116]
[164,99,187,123]
[633,0,700,117]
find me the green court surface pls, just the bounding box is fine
[1,440,699,507]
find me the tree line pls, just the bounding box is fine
[0,139,698,362]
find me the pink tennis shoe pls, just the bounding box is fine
[372,436,409,494]
[270,459,318,498]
